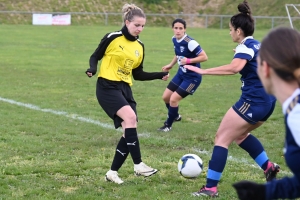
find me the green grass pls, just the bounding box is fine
[0,25,294,199]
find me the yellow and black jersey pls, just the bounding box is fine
[89,26,167,86]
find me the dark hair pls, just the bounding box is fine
[122,3,145,23]
[172,18,186,29]
[260,27,300,83]
[230,0,254,36]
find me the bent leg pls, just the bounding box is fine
[206,108,256,189]
[162,88,173,104]
[116,106,141,164]
[165,92,183,127]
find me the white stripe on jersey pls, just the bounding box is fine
[188,40,200,52]
[287,103,300,147]
[283,89,300,113]
[107,31,122,38]
[283,89,300,147]
[235,44,254,59]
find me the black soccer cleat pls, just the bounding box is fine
[157,123,172,132]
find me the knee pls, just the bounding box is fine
[169,97,180,106]
[162,94,169,103]
[214,132,231,148]
[234,133,249,145]
[123,114,137,127]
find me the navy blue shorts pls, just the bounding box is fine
[167,73,201,98]
[232,99,276,124]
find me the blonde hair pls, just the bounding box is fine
[122,3,145,23]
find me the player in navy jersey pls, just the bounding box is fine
[184,1,279,197]
[233,27,300,200]
[157,18,208,132]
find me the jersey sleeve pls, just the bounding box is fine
[188,40,202,55]
[234,44,254,61]
[88,33,117,75]
[287,104,300,146]
[132,41,168,80]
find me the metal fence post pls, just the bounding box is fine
[220,16,223,29]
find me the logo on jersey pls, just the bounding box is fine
[247,113,252,118]
[254,44,261,50]
[180,46,185,52]
[135,50,140,57]
[180,66,187,73]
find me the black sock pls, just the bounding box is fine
[124,128,142,164]
[111,136,129,171]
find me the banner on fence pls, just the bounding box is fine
[32,14,52,25]
[52,14,71,25]
[32,14,71,25]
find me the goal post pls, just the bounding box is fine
[285,4,300,29]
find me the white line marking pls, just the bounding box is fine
[0,96,118,131]
[0,96,292,175]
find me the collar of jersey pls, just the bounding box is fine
[240,36,254,44]
[175,33,188,43]
[282,88,300,114]
[121,25,139,41]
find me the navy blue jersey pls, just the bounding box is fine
[234,36,275,104]
[172,34,202,79]
[266,89,300,199]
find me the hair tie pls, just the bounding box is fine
[294,68,300,79]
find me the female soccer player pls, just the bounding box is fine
[86,3,169,184]
[157,18,208,132]
[184,0,279,197]
[233,27,300,200]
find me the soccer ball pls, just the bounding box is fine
[178,154,203,178]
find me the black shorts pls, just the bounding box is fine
[96,77,137,129]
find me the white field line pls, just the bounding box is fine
[0,96,292,175]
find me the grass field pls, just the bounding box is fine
[0,25,293,199]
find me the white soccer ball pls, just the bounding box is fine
[178,153,203,178]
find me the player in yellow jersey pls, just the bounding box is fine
[86,3,169,184]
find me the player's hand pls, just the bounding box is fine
[85,68,96,78]
[162,65,172,72]
[184,65,205,74]
[232,181,266,200]
[179,57,188,65]
[162,73,170,81]
[86,71,93,78]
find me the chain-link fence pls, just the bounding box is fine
[0,11,299,29]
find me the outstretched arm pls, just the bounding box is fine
[162,55,177,72]
[184,58,246,75]
[180,50,208,65]
[132,65,169,81]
